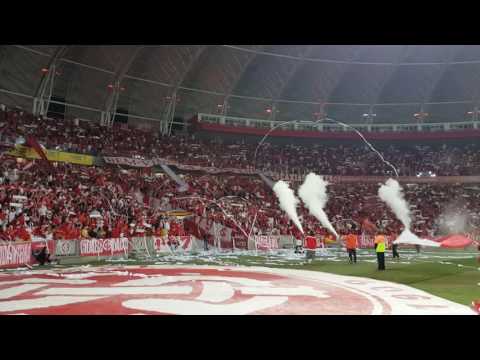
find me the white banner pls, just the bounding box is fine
[55,240,77,256]
[194,217,236,249]
[254,235,279,251]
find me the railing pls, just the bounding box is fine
[197,113,480,133]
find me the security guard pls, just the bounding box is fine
[374,232,386,271]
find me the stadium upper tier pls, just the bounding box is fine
[194,113,480,138]
[2,108,480,177]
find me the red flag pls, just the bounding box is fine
[25,136,48,162]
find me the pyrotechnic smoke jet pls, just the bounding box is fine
[378,178,438,247]
[273,180,304,234]
[393,229,440,247]
[378,178,411,229]
[298,173,338,238]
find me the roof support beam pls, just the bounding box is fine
[162,46,209,135]
[421,46,462,115]
[322,47,366,106]
[271,45,316,121]
[32,46,69,116]
[221,45,265,115]
[101,46,143,126]
[368,45,414,122]
[276,46,316,100]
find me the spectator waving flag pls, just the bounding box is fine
[25,136,49,162]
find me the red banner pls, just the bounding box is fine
[79,238,129,257]
[0,242,31,268]
[232,234,248,250]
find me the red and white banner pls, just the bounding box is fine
[232,234,248,250]
[0,242,31,268]
[102,156,256,175]
[153,236,193,252]
[103,155,480,184]
[79,238,129,257]
[254,235,279,251]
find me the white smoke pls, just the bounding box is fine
[273,180,304,234]
[393,229,440,247]
[436,200,472,235]
[378,178,411,229]
[378,179,437,246]
[298,173,338,238]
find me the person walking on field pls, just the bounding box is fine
[374,232,386,271]
[345,229,358,264]
[392,233,400,260]
[203,233,209,251]
[305,231,317,262]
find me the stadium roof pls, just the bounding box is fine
[2,45,480,124]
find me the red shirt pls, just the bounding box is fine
[111,226,121,238]
[16,227,31,241]
[305,236,316,250]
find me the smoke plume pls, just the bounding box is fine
[378,179,439,247]
[393,229,440,247]
[273,180,304,234]
[298,173,338,238]
[436,200,472,235]
[378,178,411,229]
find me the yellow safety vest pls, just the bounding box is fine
[376,241,386,253]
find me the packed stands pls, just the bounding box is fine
[1,106,480,243]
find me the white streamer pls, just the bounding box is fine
[253,117,399,177]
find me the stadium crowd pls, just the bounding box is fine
[2,107,480,176]
[1,106,480,243]
[1,152,479,243]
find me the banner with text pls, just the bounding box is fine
[0,242,31,268]
[79,238,129,257]
[254,235,280,251]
